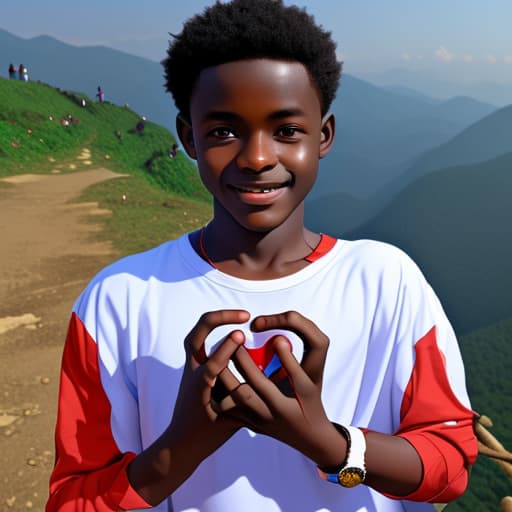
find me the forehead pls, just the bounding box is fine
[189,59,322,120]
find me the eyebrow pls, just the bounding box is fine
[202,108,306,122]
[268,108,306,120]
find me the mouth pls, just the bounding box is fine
[230,181,290,194]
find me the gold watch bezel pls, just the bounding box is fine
[337,467,366,488]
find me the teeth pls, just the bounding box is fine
[237,186,281,193]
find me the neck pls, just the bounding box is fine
[197,204,320,279]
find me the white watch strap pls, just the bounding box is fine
[343,426,366,470]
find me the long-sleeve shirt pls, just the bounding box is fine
[47,234,478,511]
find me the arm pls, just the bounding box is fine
[47,313,151,511]
[48,310,249,510]
[127,310,250,505]
[382,326,477,502]
[223,311,477,501]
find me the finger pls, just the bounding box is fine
[203,330,245,386]
[251,311,329,384]
[232,346,285,413]
[212,367,243,408]
[272,336,310,396]
[185,310,249,363]
[229,382,273,424]
[218,366,242,392]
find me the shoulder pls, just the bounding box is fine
[335,238,434,319]
[339,238,422,282]
[73,235,191,317]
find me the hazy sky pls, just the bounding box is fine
[2,0,512,83]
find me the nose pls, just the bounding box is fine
[236,132,278,173]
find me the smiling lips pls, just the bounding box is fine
[232,182,289,193]
[230,182,290,205]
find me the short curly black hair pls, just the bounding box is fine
[163,0,342,117]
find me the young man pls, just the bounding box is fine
[47,1,477,511]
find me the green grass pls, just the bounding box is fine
[79,174,212,256]
[0,77,209,202]
[0,76,213,254]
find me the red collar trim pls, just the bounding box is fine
[199,228,337,266]
[304,234,337,263]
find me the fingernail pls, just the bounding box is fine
[231,330,245,343]
[274,336,292,351]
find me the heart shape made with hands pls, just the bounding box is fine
[204,325,305,384]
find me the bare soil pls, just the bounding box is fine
[0,168,124,511]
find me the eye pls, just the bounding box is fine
[209,127,236,139]
[276,125,301,138]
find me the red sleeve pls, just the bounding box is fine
[47,313,151,511]
[383,327,478,503]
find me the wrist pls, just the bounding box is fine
[317,423,367,488]
[312,421,348,470]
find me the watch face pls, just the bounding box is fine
[338,467,366,488]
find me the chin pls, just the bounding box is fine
[237,210,295,233]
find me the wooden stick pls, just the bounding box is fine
[475,418,512,478]
[501,496,512,512]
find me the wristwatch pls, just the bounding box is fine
[317,423,367,488]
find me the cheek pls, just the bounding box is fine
[281,141,319,177]
[294,146,307,162]
[197,148,231,183]
[202,143,239,169]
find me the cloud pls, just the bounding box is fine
[401,52,423,62]
[435,46,455,62]
[432,48,505,65]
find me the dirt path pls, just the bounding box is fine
[0,168,124,511]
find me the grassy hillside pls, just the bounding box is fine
[0,77,209,202]
[0,28,179,133]
[0,77,212,255]
[349,151,512,334]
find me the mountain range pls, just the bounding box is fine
[0,27,498,202]
[358,66,512,107]
[307,102,512,234]
[311,74,496,199]
[349,151,512,334]
[3,27,511,336]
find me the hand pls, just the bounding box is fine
[224,311,347,468]
[127,310,250,504]
[166,310,250,462]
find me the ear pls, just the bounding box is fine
[176,114,197,159]
[319,112,335,159]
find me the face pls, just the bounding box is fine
[179,59,335,233]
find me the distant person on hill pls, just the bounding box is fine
[47,1,478,511]
[21,65,29,81]
[96,86,105,103]
[8,63,16,79]
[169,142,179,158]
[135,116,146,134]
[18,64,25,80]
